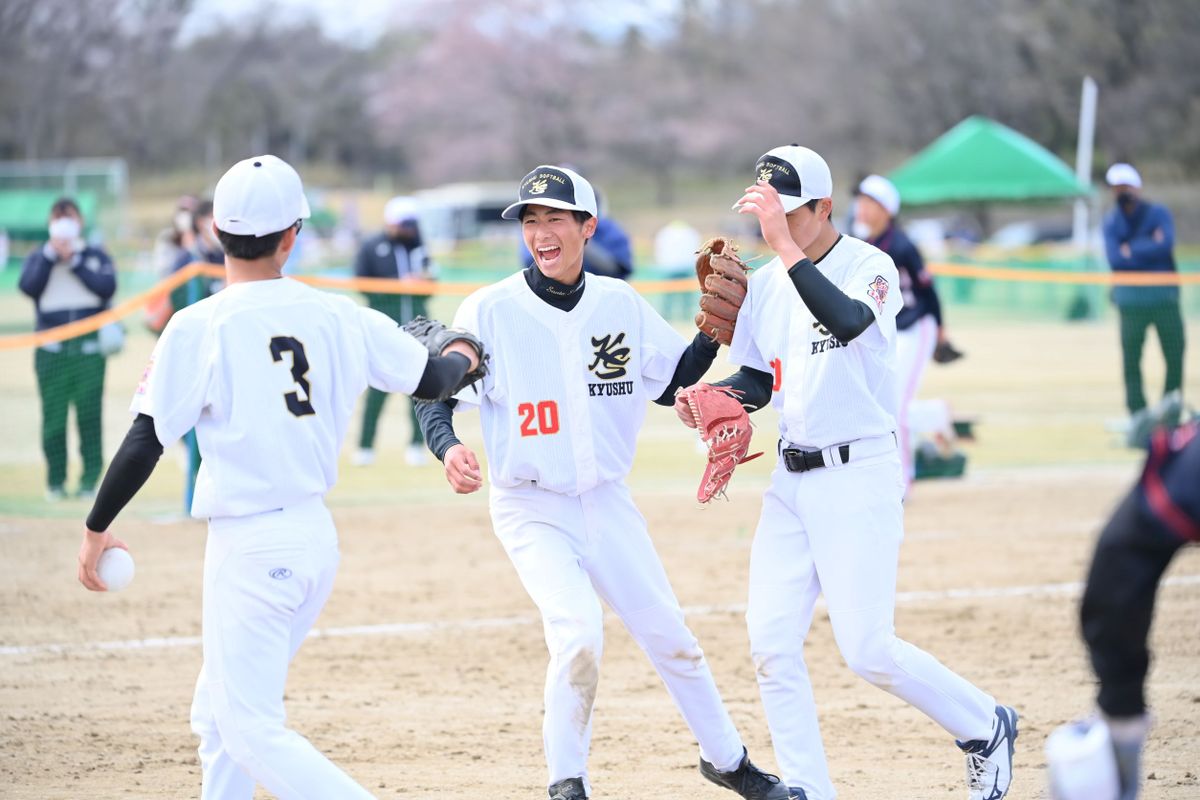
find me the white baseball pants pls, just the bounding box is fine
[189,496,376,800]
[746,447,995,800]
[489,480,745,794]
[895,315,939,486]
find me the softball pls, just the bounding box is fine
[96,548,135,592]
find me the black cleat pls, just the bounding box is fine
[699,748,806,800]
[548,777,587,800]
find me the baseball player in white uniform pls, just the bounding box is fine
[677,146,1018,800]
[852,174,956,488]
[76,155,482,799]
[416,165,801,800]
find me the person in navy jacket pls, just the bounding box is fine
[1102,163,1184,423]
[19,198,117,500]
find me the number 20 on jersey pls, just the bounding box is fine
[518,400,559,437]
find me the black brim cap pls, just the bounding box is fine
[502,165,598,220]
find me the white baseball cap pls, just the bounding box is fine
[213,154,311,237]
[856,174,901,217]
[502,165,598,220]
[750,145,834,213]
[1105,163,1142,189]
[384,196,420,225]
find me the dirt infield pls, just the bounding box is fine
[2,462,1199,799]
[1,315,1199,798]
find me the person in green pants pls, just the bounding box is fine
[19,198,117,500]
[1102,163,1186,445]
[353,196,435,467]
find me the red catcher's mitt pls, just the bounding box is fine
[676,384,762,503]
[694,237,749,346]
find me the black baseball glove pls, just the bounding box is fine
[932,340,964,364]
[401,315,488,402]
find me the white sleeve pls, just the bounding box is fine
[635,291,689,400]
[130,315,211,447]
[727,277,770,372]
[849,252,901,345]
[358,307,430,394]
[449,290,494,409]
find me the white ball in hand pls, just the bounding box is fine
[96,548,135,592]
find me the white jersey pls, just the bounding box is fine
[452,273,687,496]
[728,235,902,448]
[132,278,429,518]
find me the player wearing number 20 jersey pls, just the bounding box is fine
[78,155,479,800]
[450,270,681,495]
[417,166,798,800]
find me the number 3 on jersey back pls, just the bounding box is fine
[270,336,317,417]
[518,400,559,437]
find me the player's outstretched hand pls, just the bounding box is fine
[734,180,805,265]
[77,528,129,592]
[674,386,700,429]
[443,443,483,494]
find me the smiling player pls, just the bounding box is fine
[417,165,802,800]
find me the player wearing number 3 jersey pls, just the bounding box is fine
[75,155,481,799]
[417,166,801,800]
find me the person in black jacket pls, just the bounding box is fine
[19,198,117,500]
[1047,420,1198,799]
[352,196,435,466]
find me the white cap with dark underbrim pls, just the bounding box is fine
[747,145,834,214]
[502,165,598,220]
[213,154,311,238]
[1105,163,1142,189]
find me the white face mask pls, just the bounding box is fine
[49,217,82,241]
[851,220,872,240]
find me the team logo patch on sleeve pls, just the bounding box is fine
[135,355,155,395]
[867,275,890,312]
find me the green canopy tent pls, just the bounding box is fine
[888,116,1089,206]
[887,116,1100,320]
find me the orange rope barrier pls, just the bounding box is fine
[925,261,1200,286]
[0,263,212,351]
[1,260,1195,351]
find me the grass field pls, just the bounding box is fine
[0,313,1197,798]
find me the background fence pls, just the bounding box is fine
[0,256,1196,517]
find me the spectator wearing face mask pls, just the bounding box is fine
[1102,163,1185,433]
[18,197,117,500]
[170,199,225,314]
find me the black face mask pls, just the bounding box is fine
[1116,191,1137,210]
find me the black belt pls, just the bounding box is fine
[779,440,851,473]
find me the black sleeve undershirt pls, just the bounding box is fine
[86,414,165,532]
[712,366,774,412]
[412,352,471,401]
[416,399,461,462]
[787,258,876,342]
[653,332,720,406]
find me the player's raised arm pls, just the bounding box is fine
[737,178,878,343]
